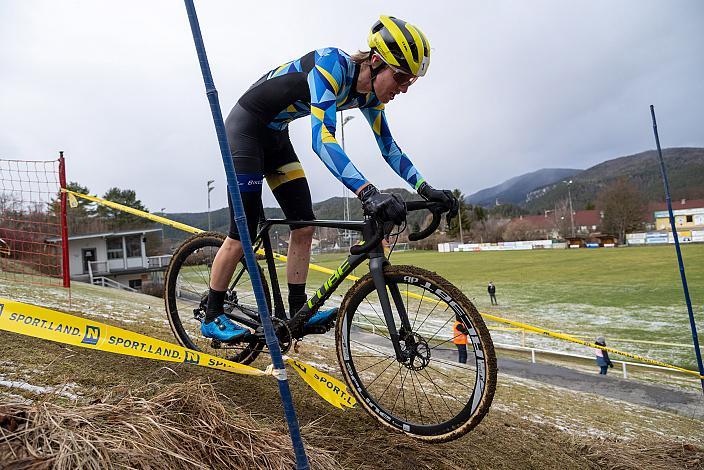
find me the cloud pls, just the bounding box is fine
[1,0,702,212]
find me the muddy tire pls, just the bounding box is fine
[336,264,496,442]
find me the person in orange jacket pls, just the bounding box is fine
[453,314,469,364]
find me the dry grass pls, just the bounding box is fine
[573,438,704,470]
[0,379,341,470]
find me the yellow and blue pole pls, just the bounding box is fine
[182,2,309,467]
[650,105,704,395]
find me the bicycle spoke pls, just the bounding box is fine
[416,368,456,417]
[413,290,442,332]
[355,354,396,374]
[413,369,437,421]
[425,363,476,392]
[376,362,404,401]
[364,297,390,333]
[389,366,409,417]
[350,339,394,357]
[409,370,424,425]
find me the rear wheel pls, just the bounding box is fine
[164,232,269,365]
[336,265,496,442]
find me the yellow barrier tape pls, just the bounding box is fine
[0,298,356,408]
[571,336,700,349]
[480,310,704,379]
[62,189,343,278]
[287,358,356,409]
[62,190,702,379]
[62,189,202,235]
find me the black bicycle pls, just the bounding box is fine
[164,200,496,442]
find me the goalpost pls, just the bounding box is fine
[0,152,70,289]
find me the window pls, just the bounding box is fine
[106,237,124,260]
[125,234,142,258]
[686,215,693,223]
[128,279,142,289]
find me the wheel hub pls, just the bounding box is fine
[402,332,431,371]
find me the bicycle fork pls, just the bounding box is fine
[368,254,413,363]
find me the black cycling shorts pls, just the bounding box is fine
[224,104,315,241]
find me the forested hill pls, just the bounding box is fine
[161,188,426,243]
[466,168,581,207]
[160,147,704,241]
[523,147,704,213]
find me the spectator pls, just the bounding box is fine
[487,281,497,305]
[453,314,469,364]
[594,336,614,375]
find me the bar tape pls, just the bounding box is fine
[0,298,356,410]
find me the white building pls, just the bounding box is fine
[47,228,170,291]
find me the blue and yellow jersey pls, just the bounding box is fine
[237,47,424,193]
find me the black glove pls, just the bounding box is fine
[609,363,614,368]
[418,182,459,220]
[358,184,406,225]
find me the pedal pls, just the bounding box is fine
[301,325,328,336]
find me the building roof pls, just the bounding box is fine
[46,228,162,243]
[572,210,602,227]
[645,199,704,222]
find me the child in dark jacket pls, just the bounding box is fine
[594,336,614,375]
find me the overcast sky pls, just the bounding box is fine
[1,1,703,213]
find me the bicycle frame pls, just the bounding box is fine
[249,217,414,362]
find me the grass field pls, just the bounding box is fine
[1,264,703,468]
[303,244,704,370]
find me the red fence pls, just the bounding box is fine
[0,153,70,288]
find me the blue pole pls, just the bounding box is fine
[650,105,704,395]
[182,2,310,466]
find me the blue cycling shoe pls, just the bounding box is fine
[201,314,249,341]
[304,307,338,329]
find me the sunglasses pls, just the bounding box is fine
[390,68,418,87]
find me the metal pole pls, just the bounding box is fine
[650,105,704,395]
[159,207,166,251]
[58,151,71,290]
[458,202,464,243]
[207,179,214,231]
[340,111,347,226]
[182,3,310,467]
[339,112,354,248]
[567,181,575,238]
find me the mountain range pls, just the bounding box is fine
[466,168,581,207]
[159,147,704,241]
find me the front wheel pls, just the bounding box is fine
[336,265,496,442]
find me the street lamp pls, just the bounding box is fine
[458,202,464,244]
[339,111,355,247]
[160,207,166,249]
[207,179,215,231]
[563,180,575,238]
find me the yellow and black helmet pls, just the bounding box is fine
[367,15,430,77]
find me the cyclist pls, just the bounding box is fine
[203,15,459,340]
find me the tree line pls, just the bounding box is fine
[418,178,649,246]
[58,182,150,234]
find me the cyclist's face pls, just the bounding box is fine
[375,65,414,103]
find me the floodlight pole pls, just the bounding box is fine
[566,181,575,238]
[183,2,310,467]
[339,112,355,248]
[650,105,704,395]
[207,179,214,231]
